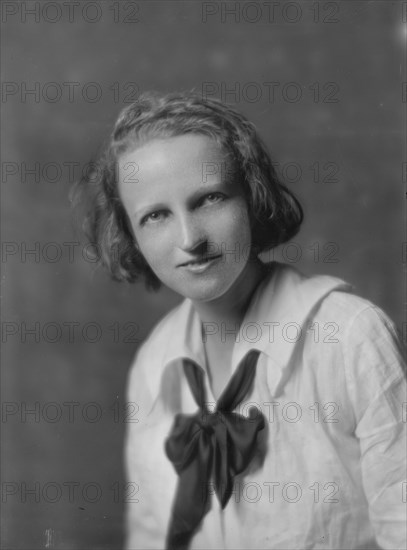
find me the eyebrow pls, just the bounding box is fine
[133,181,230,219]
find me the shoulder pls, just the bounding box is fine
[271,262,404,376]
[313,289,401,348]
[272,262,399,339]
[312,287,390,325]
[281,268,406,418]
[263,261,353,324]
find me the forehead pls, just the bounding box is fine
[118,134,230,184]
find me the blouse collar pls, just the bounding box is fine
[145,262,351,401]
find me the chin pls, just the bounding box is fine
[182,287,225,303]
[171,273,241,303]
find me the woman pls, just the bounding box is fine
[76,92,406,549]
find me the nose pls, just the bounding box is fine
[177,212,207,253]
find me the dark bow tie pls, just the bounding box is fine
[164,349,265,550]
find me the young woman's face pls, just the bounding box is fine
[118,134,253,302]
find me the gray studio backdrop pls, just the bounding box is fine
[1,1,405,548]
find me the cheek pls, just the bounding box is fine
[136,235,158,263]
[220,204,252,243]
[134,229,172,272]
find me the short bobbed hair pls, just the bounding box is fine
[74,91,303,291]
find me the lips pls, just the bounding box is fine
[178,254,222,267]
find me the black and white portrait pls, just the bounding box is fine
[2,2,406,549]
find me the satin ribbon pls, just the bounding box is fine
[164,349,265,550]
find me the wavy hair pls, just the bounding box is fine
[72,91,303,291]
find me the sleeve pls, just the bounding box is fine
[123,342,159,550]
[343,305,406,550]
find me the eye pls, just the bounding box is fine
[201,192,226,205]
[140,210,166,226]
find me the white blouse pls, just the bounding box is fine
[124,262,406,550]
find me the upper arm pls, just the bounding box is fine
[343,305,406,550]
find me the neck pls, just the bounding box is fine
[192,258,270,336]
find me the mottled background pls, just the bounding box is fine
[1,1,405,548]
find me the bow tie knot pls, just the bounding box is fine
[200,410,221,433]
